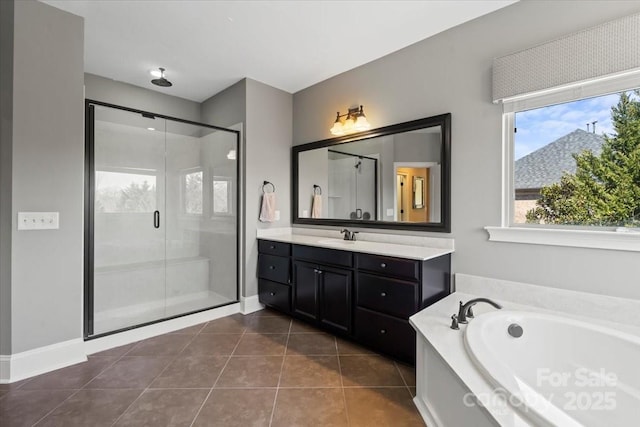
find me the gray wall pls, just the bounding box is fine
[201,79,246,129]
[293,1,640,300]
[298,148,328,218]
[85,73,201,122]
[10,0,84,352]
[245,78,292,297]
[0,0,15,355]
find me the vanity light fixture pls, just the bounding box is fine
[330,105,371,136]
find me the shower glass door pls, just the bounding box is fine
[86,102,239,337]
[164,120,238,318]
[90,105,167,335]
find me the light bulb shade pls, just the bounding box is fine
[354,115,370,131]
[330,121,344,135]
[226,149,236,160]
[343,117,355,132]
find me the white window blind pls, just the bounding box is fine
[492,13,640,103]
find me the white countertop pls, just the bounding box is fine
[258,233,453,261]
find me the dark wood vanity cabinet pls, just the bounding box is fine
[257,240,292,314]
[257,239,451,363]
[353,253,451,363]
[291,244,353,334]
[292,261,352,334]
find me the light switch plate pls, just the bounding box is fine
[274,210,281,221]
[386,208,394,217]
[17,212,59,230]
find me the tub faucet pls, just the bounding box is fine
[457,298,502,324]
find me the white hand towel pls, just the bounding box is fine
[311,194,322,218]
[259,192,276,222]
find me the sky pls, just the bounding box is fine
[514,92,621,160]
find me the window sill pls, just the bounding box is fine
[485,226,640,252]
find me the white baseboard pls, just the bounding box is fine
[1,303,245,383]
[413,396,442,427]
[84,302,242,355]
[241,295,264,314]
[0,338,87,384]
[0,356,10,382]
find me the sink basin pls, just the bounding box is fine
[317,238,358,246]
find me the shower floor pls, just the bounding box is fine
[93,290,234,335]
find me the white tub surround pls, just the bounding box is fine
[256,228,453,261]
[409,275,640,427]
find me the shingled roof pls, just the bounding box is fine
[515,129,605,190]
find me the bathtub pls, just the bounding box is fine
[464,310,640,427]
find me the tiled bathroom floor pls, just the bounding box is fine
[0,309,424,427]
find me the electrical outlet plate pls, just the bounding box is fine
[17,212,59,230]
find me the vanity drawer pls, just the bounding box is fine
[356,253,419,282]
[258,254,290,284]
[354,308,415,363]
[258,279,291,313]
[258,240,291,257]
[293,245,353,268]
[356,273,417,319]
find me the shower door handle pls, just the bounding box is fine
[153,210,160,229]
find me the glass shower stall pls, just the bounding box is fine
[84,101,240,337]
[327,150,377,220]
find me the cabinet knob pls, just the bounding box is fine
[380,292,387,297]
[269,245,275,249]
[269,292,276,296]
[380,329,387,334]
[318,270,323,275]
[269,265,275,270]
[380,263,387,268]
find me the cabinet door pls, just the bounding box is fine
[319,266,352,334]
[293,261,319,322]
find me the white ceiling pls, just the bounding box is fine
[42,0,517,102]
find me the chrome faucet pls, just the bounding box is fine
[457,298,502,324]
[340,229,359,241]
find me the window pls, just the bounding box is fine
[95,170,156,213]
[183,170,203,215]
[212,176,233,215]
[486,74,640,252]
[513,89,640,229]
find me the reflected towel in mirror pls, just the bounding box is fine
[311,194,322,218]
[259,192,276,222]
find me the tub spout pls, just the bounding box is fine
[457,298,502,324]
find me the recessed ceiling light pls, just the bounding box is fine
[147,127,155,131]
[149,69,162,78]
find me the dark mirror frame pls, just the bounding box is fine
[292,113,451,232]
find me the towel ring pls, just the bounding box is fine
[313,185,322,195]
[262,180,275,193]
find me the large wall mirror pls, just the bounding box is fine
[293,113,450,232]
